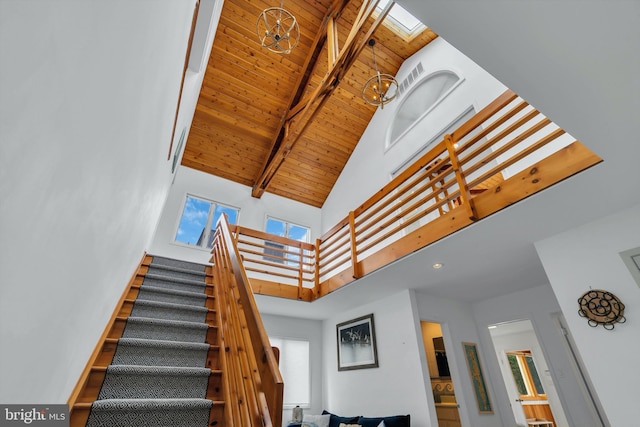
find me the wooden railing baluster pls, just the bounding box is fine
[211,216,283,427]
[444,133,477,220]
[348,210,361,279]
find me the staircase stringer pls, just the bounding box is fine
[67,252,152,427]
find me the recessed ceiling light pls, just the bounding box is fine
[432,263,443,269]
[488,325,498,329]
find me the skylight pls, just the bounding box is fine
[376,0,426,39]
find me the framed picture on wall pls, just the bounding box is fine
[462,341,493,413]
[337,314,378,371]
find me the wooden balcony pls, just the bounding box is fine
[218,89,601,302]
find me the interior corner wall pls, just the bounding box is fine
[472,284,597,427]
[322,290,431,425]
[321,37,506,230]
[148,166,322,264]
[413,292,503,427]
[535,203,640,426]
[261,314,323,427]
[0,0,197,403]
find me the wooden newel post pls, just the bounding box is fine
[348,210,361,279]
[444,133,478,220]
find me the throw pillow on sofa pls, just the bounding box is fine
[303,414,331,427]
[322,410,361,427]
[357,414,410,427]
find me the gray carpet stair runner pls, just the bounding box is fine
[86,256,215,427]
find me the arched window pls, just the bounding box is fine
[388,71,462,146]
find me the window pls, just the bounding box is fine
[389,71,462,145]
[266,217,310,242]
[374,0,426,41]
[264,217,310,264]
[269,337,310,408]
[507,351,546,400]
[174,195,239,249]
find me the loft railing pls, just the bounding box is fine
[220,89,601,301]
[209,89,600,426]
[230,225,317,300]
[211,215,284,427]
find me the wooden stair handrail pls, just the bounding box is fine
[211,214,284,427]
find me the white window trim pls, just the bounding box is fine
[385,71,465,152]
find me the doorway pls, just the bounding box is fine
[488,319,568,427]
[420,321,461,427]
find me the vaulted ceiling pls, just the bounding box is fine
[182,0,437,207]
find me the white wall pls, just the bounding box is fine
[323,290,432,426]
[0,0,199,403]
[166,0,224,185]
[261,314,324,427]
[149,166,323,263]
[535,203,640,426]
[322,38,506,230]
[473,284,601,427]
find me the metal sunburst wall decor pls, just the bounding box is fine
[256,1,299,54]
[578,289,626,330]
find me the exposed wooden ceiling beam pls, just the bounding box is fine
[253,0,351,190]
[252,0,392,199]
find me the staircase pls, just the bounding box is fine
[70,255,224,426]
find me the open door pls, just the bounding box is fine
[488,320,568,427]
[421,321,461,427]
[505,349,555,425]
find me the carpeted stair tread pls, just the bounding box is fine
[87,398,212,427]
[112,338,210,367]
[149,255,207,273]
[105,365,210,375]
[146,264,207,281]
[97,366,211,400]
[142,274,207,293]
[122,317,209,343]
[131,299,209,323]
[115,337,210,351]
[136,285,207,306]
[144,273,206,286]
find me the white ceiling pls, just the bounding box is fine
[256,0,640,320]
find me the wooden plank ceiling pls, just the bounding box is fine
[183,0,437,207]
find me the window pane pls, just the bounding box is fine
[264,241,286,263]
[288,224,310,242]
[208,204,239,248]
[507,354,528,395]
[390,71,460,142]
[213,204,239,226]
[266,218,286,237]
[175,196,211,245]
[269,338,310,407]
[526,355,545,395]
